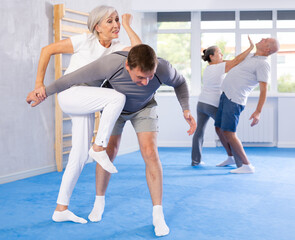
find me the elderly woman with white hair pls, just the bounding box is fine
[32,5,141,224]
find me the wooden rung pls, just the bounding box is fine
[65,8,89,16]
[62,33,72,38]
[63,117,71,121]
[62,17,87,25]
[63,140,72,148]
[63,150,71,155]
[62,24,90,34]
[63,133,72,138]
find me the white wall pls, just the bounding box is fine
[156,94,216,148]
[0,0,141,184]
[278,97,295,147]
[156,93,295,149]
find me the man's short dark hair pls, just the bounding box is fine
[127,44,158,72]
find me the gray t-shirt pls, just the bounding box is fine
[222,54,270,106]
[46,51,190,113]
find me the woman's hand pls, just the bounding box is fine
[34,83,46,100]
[26,90,43,107]
[34,85,47,101]
[122,14,133,28]
[248,35,254,49]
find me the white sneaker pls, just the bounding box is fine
[216,156,235,167]
[192,161,205,166]
[230,164,255,174]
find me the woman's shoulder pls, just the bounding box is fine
[205,62,225,71]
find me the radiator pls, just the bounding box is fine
[236,105,274,143]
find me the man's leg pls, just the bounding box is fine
[222,131,254,173]
[215,127,236,167]
[137,131,169,237]
[88,135,122,222]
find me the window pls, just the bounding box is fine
[157,12,191,29]
[157,33,191,83]
[201,11,235,29]
[277,10,295,28]
[201,33,235,79]
[240,11,272,28]
[277,32,295,92]
[145,10,295,94]
[157,12,191,91]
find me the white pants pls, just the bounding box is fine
[56,86,125,205]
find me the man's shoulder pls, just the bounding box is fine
[156,58,173,73]
[98,51,127,66]
[111,51,129,58]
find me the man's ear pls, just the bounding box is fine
[125,60,129,71]
[265,48,271,56]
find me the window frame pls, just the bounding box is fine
[148,10,295,96]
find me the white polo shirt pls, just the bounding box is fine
[222,54,270,106]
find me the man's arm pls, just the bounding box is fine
[174,81,197,135]
[249,82,267,127]
[26,54,121,107]
[157,58,197,134]
[183,110,197,135]
[45,57,109,96]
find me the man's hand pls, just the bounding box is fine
[249,110,260,127]
[183,110,197,135]
[26,90,43,107]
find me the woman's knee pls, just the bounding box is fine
[113,92,126,105]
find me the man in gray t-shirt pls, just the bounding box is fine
[215,38,279,174]
[27,44,196,237]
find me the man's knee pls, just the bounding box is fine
[222,131,236,143]
[141,144,159,163]
[215,126,221,134]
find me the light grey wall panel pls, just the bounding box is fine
[0,0,142,183]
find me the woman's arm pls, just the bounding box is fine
[27,55,108,107]
[34,38,74,99]
[225,35,254,73]
[121,14,142,51]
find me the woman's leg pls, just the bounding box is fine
[59,86,125,173]
[53,114,94,223]
[52,86,125,223]
[191,102,210,165]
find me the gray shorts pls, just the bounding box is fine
[111,100,159,135]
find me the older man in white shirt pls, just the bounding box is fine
[215,38,279,174]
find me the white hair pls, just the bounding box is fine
[87,5,117,38]
[268,39,280,55]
